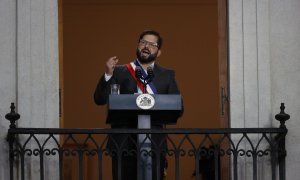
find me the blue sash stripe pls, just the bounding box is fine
[134,60,158,94]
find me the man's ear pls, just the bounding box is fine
[157,50,162,57]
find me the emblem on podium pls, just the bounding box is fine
[136,94,155,109]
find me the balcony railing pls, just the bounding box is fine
[6,103,289,180]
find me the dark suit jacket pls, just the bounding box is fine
[94,63,182,152]
[94,63,180,106]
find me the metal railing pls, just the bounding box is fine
[6,103,289,180]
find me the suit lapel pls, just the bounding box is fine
[152,64,163,93]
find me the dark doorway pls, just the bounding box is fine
[59,0,229,179]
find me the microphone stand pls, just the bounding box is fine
[142,75,154,94]
[135,66,154,94]
[142,79,147,94]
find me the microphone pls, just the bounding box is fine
[146,66,154,82]
[135,66,143,80]
[135,66,146,93]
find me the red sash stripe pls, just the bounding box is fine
[126,63,145,93]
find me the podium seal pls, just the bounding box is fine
[136,94,155,110]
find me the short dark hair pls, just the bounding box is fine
[139,30,163,49]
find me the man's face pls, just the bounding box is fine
[136,34,160,64]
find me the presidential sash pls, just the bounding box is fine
[126,60,157,94]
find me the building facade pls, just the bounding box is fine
[1,0,299,179]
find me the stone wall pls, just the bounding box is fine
[229,0,300,179]
[0,0,59,179]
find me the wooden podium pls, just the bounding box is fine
[106,94,183,180]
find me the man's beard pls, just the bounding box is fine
[136,48,158,64]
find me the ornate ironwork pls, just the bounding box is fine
[6,104,288,180]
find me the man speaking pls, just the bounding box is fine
[94,30,182,180]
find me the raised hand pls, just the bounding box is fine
[105,56,119,75]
